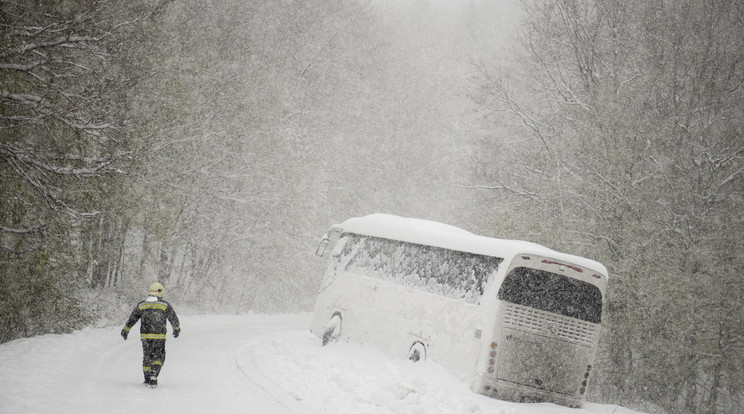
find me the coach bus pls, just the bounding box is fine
[310,214,607,407]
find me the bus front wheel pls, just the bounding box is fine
[322,313,342,346]
[408,341,426,362]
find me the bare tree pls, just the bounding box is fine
[0,0,164,341]
[471,0,744,412]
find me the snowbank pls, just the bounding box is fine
[0,313,645,414]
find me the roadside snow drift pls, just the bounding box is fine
[0,313,645,414]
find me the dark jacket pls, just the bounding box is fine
[123,296,180,340]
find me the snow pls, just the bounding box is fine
[0,313,645,414]
[331,214,608,280]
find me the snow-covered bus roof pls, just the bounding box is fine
[331,214,608,276]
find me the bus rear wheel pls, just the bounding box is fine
[322,313,342,346]
[408,341,426,362]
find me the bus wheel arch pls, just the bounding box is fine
[322,312,343,346]
[408,341,427,362]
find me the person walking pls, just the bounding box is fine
[121,282,181,388]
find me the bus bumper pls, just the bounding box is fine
[474,378,583,408]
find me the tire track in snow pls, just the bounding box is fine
[235,338,317,414]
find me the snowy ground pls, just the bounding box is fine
[0,313,645,414]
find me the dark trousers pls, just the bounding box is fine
[141,339,166,379]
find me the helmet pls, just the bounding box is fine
[148,282,165,298]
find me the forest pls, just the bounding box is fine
[1,1,742,413]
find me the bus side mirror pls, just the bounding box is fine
[316,236,330,257]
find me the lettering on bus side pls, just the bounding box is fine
[505,333,541,346]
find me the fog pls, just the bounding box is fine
[2,1,742,413]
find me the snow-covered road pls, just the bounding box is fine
[0,314,306,413]
[0,313,644,414]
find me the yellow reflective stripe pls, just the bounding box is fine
[123,326,131,332]
[153,361,163,366]
[138,303,167,312]
[143,366,151,372]
[140,333,166,340]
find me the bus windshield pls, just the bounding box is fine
[497,267,603,323]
